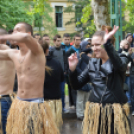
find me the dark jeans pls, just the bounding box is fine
[130,75,134,111]
[60,81,65,110]
[65,74,77,107]
[1,97,12,134]
[125,76,131,104]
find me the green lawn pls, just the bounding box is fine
[65,84,68,96]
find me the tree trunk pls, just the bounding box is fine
[91,0,110,31]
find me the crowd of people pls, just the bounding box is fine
[0,22,133,134]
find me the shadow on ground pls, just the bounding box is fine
[61,115,134,134]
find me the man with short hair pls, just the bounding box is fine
[0,28,15,134]
[43,34,51,47]
[33,33,41,41]
[51,34,65,112]
[0,22,59,134]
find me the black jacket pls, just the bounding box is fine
[69,40,129,104]
[44,56,64,100]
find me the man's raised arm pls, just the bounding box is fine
[0,33,41,54]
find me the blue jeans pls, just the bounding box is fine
[125,76,131,104]
[1,97,12,134]
[60,81,65,110]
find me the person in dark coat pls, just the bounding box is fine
[39,38,64,130]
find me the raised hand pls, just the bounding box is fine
[68,53,78,72]
[104,25,119,43]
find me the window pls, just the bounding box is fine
[75,6,83,28]
[55,6,63,27]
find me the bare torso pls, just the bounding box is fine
[0,44,15,95]
[12,48,45,99]
[0,60,15,95]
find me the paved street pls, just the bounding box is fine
[61,96,134,134]
[61,116,134,134]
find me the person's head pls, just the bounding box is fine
[43,34,50,45]
[63,33,70,45]
[38,37,49,55]
[33,33,41,41]
[126,33,133,44]
[91,31,108,59]
[73,34,81,48]
[120,39,130,50]
[53,34,62,48]
[0,28,8,44]
[101,25,115,46]
[13,22,33,36]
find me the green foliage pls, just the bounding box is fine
[33,1,57,38]
[122,0,134,33]
[64,0,95,38]
[0,0,33,31]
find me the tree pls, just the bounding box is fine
[64,0,96,38]
[122,0,134,33]
[0,0,33,31]
[81,0,110,31]
[29,0,58,37]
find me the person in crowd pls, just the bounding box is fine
[50,34,66,112]
[39,38,64,130]
[0,28,15,134]
[68,26,131,134]
[126,33,133,47]
[76,40,93,121]
[66,34,82,109]
[43,34,51,47]
[118,39,131,104]
[0,22,59,134]
[33,33,41,42]
[129,49,134,115]
[61,33,73,111]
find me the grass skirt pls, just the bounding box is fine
[45,99,63,129]
[6,98,59,134]
[83,102,131,134]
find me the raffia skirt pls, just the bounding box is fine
[83,102,131,134]
[6,98,59,134]
[45,99,63,130]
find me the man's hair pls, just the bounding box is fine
[8,29,13,34]
[33,33,40,38]
[53,34,61,41]
[0,28,7,35]
[63,33,70,38]
[74,34,81,40]
[16,22,33,36]
[43,34,49,37]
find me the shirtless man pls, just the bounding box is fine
[0,28,15,134]
[0,22,59,134]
